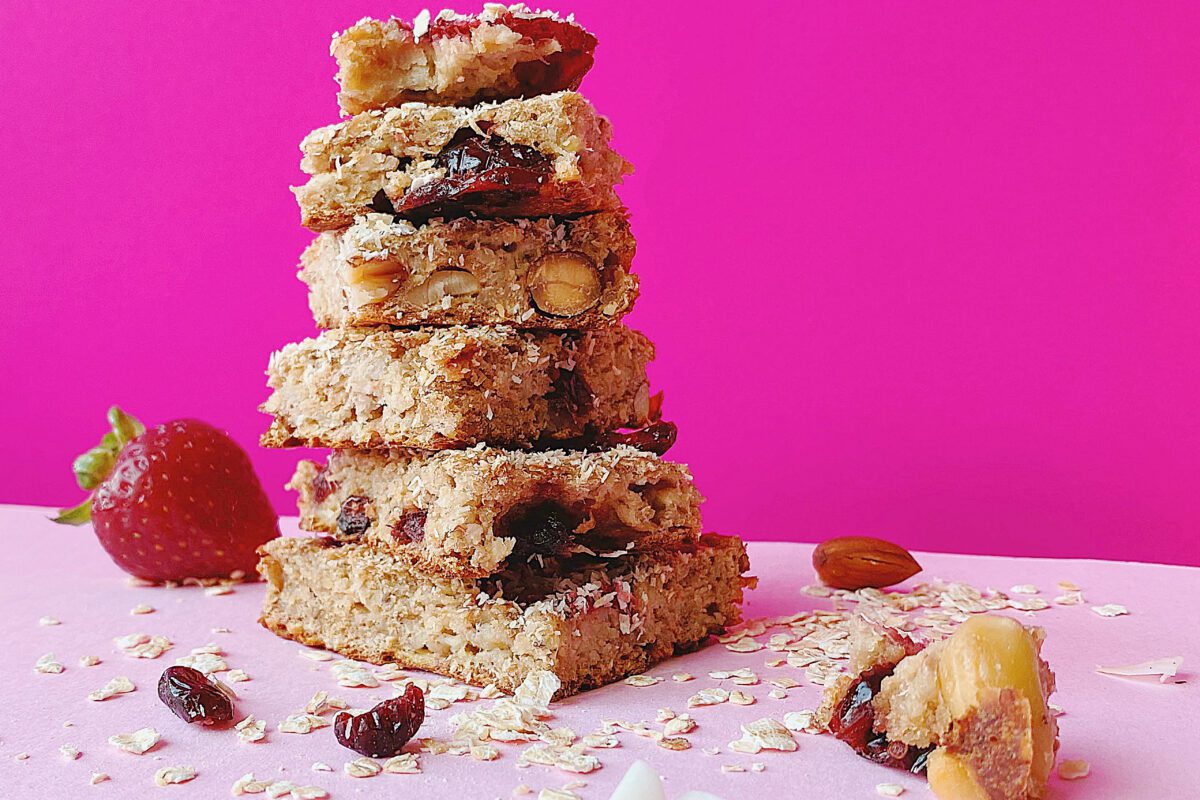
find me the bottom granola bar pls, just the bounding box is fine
[258,533,751,697]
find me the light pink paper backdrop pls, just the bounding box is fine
[2,1,1197,565]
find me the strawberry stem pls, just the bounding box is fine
[53,406,145,526]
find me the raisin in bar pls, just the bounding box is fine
[301,212,637,329]
[261,325,653,450]
[291,445,703,578]
[294,91,630,231]
[334,6,597,113]
[258,533,750,697]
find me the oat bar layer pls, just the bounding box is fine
[291,445,703,578]
[260,325,653,450]
[334,6,597,113]
[294,91,630,231]
[301,212,637,329]
[258,533,750,697]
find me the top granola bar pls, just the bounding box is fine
[333,4,597,113]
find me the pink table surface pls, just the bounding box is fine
[1,504,1196,799]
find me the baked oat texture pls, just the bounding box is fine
[260,325,654,450]
[294,91,630,231]
[258,533,751,697]
[301,212,637,329]
[290,445,703,577]
[334,6,597,112]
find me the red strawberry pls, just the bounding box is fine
[55,407,279,581]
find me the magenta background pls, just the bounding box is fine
[2,2,1198,565]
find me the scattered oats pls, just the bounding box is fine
[783,710,819,733]
[310,762,332,773]
[1010,584,1039,595]
[687,687,729,707]
[472,743,501,761]
[331,660,379,687]
[730,718,798,753]
[1059,759,1090,780]
[663,715,697,736]
[304,691,348,715]
[205,584,234,596]
[373,663,407,681]
[59,744,82,760]
[672,672,695,682]
[1049,703,1065,717]
[383,753,421,774]
[35,653,65,674]
[656,707,676,722]
[174,652,228,674]
[538,790,581,800]
[1008,597,1050,611]
[581,733,619,748]
[278,714,330,734]
[658,736,691,751]
[513,786,533,796]
[750,762,766,772]
[721,764,746,773]
[1092,603,1129,618]
[39,615,61,626]
[479,683,504,699]
[623,674,661,687]
[729,690,756,706]
[236,715,267,743]
[876,782,905,796]
[702,746,720,756]
[266,782,299,799]
[231,773,273,795]
[90,772,110,785]
[154,765,197,786]
[79,655,101,667]
[212,627,231,634]
[1054,591,1085,606]
[130,603,155,615]
[1096,656,1184,683]
[769,688,788,700]
[290,786,329,800]
[726,639,764,653]
[344,757,382,778]
[115,633,172,659]
[14,752,30,761]
[109,727,161,755]
[89,675,136,701]
[227,669,250,682]
[1058,580,1081,591]
[765,657,787,668]
[191,642,224,655]
[298,649,334,662]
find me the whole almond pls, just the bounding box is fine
[812,536,922,590]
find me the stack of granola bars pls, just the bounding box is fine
[257,4,751,698]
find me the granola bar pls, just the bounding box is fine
[333,6,597,113]
[301,212,637,329]
[260,325,653,450]
[294,91,630,231]
[291,445,703,577]
[258,533,750,697]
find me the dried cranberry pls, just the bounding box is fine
[827,664,931,773]
[311,466,336,504]
[337,496,372,537]
[548,367,595,422]
[334,684,425,757]
[391,510,427,543]
[503,500,582,562]
[594,421,678,456]
[157,666,234,726]
[395,132,552,220]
